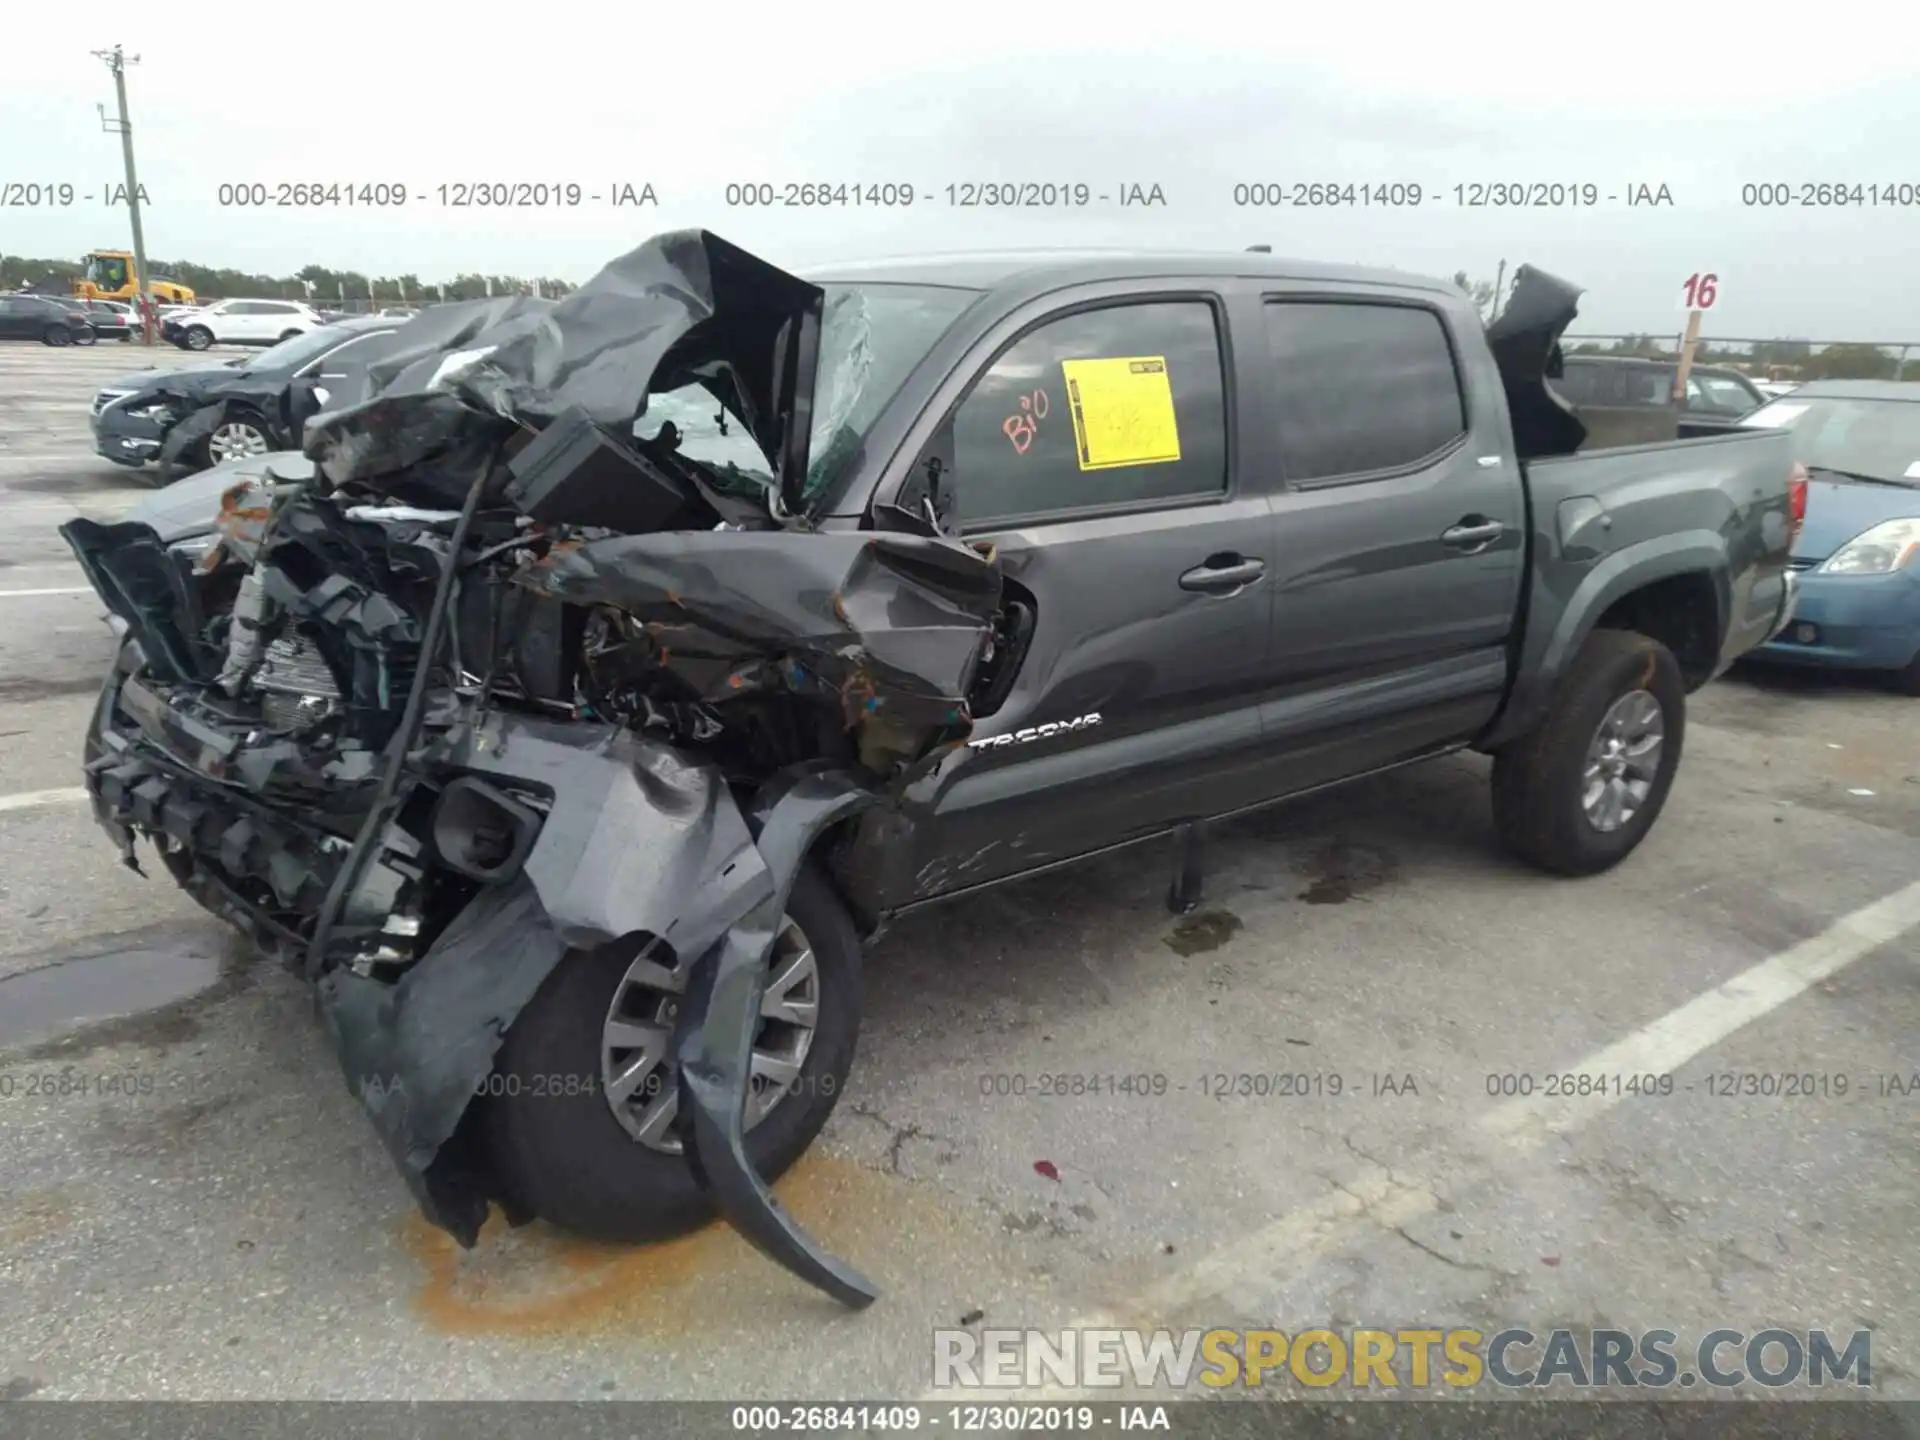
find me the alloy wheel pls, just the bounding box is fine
[1581,689,1664,832]
[207,423,270,462]
[600,918,820,1154]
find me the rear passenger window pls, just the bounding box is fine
[1262,301,1466,481]
[950,301,1227,528]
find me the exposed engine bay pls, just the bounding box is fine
[61,230,1004,1309]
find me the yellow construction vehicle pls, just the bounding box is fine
[72,251,194,304]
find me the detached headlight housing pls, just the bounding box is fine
[1818,518,1920,576]
[125,401,178,421]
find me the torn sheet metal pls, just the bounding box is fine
[674,766,880,1308]
[1485,264,1588,460]
[304,230,823,492]
[448,714,772,956]
[318,714,879,1299]
[519,530,1002,730]
[315,876,569,1246]
[63,517,222,684]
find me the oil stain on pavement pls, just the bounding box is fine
[1164,910,1243,956]
[404,1149,1002,1339]
[0,937,225,1050]
[1297,839,1398,905]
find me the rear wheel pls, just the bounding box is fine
[73,327,96,346]
[43,325,72,347]
[1492,628,1686,876]
[481,864,862,1242]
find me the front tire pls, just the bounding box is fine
[1492,628,1686,876]
[481,863,862,1242]
[183,326,213,351]
[200,416,274,467]
[43,325,71,347]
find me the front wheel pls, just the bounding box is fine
[201,416,275,466]
[480,863,862,1242]
[1491,628,1686,876]
[43,325,72,347]
[73,327,97,346]
[182,326,213,351]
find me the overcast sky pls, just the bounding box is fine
[7,1,1917,338]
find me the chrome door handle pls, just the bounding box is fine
[1441,520,1506,550]
[1179,556,1266,593]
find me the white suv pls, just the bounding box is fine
[169,298,324,352]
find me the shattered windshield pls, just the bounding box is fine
[636,282,977,506]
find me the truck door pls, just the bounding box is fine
[1242,293,1526,793]
[888,291,1278,901]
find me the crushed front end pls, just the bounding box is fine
[62,230,1001,1309]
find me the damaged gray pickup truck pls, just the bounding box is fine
[62,231,1804,1309]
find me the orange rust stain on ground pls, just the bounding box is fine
[404,1150,965,1338]
[0,1188,77,1249]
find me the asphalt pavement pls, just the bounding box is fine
[0,340,1915,1411]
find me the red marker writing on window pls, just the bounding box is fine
[1002,389,1050,454]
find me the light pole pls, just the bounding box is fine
[92,45,155,345]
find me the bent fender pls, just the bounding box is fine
[673,768,881,1308]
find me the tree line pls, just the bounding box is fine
[0,254,577,304]
[1561,335,1906,381]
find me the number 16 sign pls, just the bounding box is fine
[1680,272,1721,312]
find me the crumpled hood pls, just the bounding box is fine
[305,230,822,492]
[106,364,240,398]
[1795,478,1920,562]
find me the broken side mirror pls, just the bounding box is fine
[882,425,957,536]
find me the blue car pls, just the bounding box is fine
[1741,381,1920,694]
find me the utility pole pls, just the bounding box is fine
[92,46,154,345]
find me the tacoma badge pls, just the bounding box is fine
[966,712,1102,750]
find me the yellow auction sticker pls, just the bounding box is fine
[1061,356,1182,471]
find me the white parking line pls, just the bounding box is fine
[0,588,93,598]
[0,787,89,814]
[953,876,1920,1400]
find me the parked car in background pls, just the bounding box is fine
[0,293,97,346]
[1740,381,1920,693]
[67,298,136,341]
[1552,355,1768,427]
[91,316,410,479]
[162,298,327,351]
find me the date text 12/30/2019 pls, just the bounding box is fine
[1230,182,1675,208]
[212,182,659,208]
[729,1405,1170,1431]
[722,183,1168,208]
